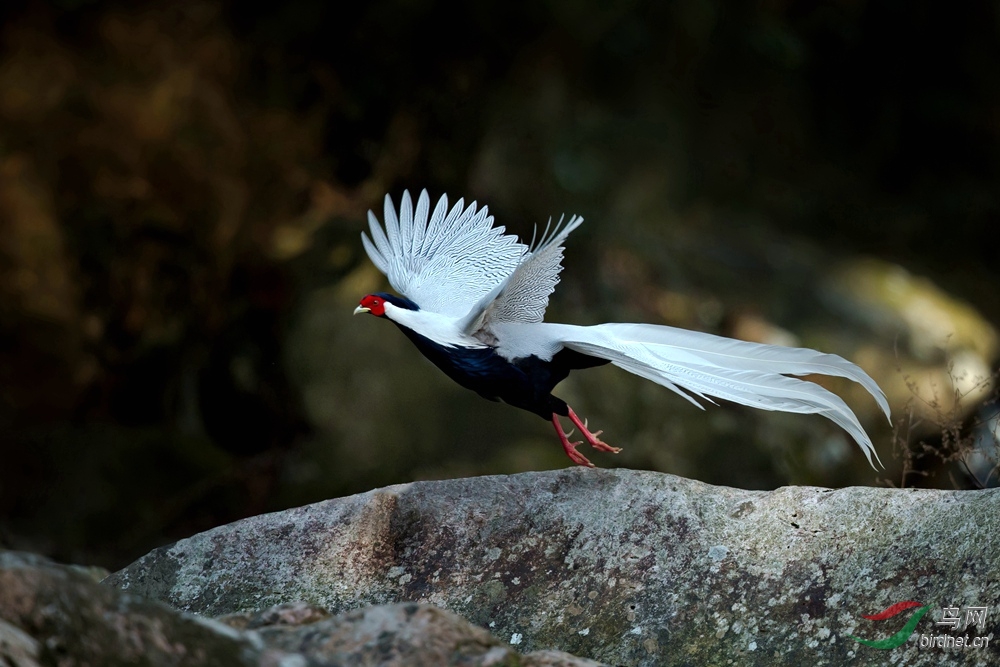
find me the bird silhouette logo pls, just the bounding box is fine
[849,600,930,649]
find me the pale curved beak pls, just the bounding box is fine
[353,306,371,315]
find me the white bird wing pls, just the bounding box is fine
[361,190,528,317]
[492,320,890,468]
[459,214,584,338]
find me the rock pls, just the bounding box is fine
[104,468,999,666]
[1,551,601,666]
[235,601,602,666]
[217,600,334,631]
[0,617,41,667]
[0,550,259,666]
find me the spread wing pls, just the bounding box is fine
[361,190,527,317]
[460,214,584,338]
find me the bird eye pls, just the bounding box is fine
[373,300,380,305]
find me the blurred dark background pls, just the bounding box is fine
[1,0,998,569]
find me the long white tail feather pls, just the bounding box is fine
[596,323,891,418]
[549,323,887,468]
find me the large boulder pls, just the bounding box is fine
[0,551,597,666]
[0,550,257,666]
[105,469,999,666]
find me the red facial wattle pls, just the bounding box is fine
[359,294,386,317]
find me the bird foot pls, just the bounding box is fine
[551,407,622,467]
[568,407,622,454]
[552,426,595,468]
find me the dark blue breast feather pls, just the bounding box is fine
[393,323,608,419]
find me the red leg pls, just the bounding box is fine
[551,413,595,467]
[551,407,622,467]
[567,406,622,454]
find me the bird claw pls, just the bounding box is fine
[552,407,622,466]
[551,414,595,467]
[568,407,620,454]
[586,430,620,453]
[564,442,594,467]
[562,438,593,467]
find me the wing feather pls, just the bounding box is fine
[363,211,390,273]
[360,190,528,316]
[460,214,584,336]
[398,190,414,259]
[383,194,400,250]
[410,189,429,258]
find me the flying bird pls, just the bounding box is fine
[355,190,889,468]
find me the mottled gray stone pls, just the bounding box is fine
[0,550,260,666]
[1,551,601,666]
[237,602,602,666]
[105,469,1000,666]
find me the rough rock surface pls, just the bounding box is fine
[1,550,598,666]
[105,469,999,666]
[0,550,258,666]
[218,601,603,666]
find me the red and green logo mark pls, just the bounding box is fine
[849,600,931,649]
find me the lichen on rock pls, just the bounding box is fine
[105,468,999,666]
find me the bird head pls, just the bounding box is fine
[354,294,387,317]
[354,292,420,317]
